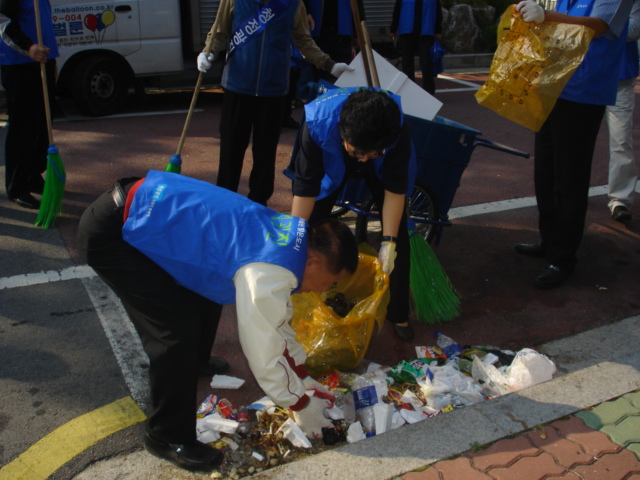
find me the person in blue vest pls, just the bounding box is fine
[390,0,442,96]
[304,0,365,80]
[514,0,632,289]
[77,171,358,472]
[197,0,352,208]
[0,0,58,209]
[291,87,418,341]
[605,0,640,223]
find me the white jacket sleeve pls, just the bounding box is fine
[234,262,310,410]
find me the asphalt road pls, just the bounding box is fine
[1,72,639,479]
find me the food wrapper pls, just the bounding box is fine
[291,253,389,376]
[475,5,594,131]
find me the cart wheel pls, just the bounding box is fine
[355,180,440,248]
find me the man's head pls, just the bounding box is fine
[300,218,358,292]
[339,88,402,160]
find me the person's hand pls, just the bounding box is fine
[197,52,215,73]
[379,241,397,274]
[516,0,545,23]
[28,44,49,63]
[307,14,315,31]
[330,63,354,78]
[302,377,335,406]
[290,396,334,439]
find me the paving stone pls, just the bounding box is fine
[601,415,640,446]
[488,452,567,480]
[433,457,493,480]
[524,425,594,468]
[572,449,640,480]
[544,473,583,480]
[401,466,441,480]
[623,390,640,409]
[576,397,637,430]
[468,435,539,472]
[628,443,640,459]
[552,417,622,457]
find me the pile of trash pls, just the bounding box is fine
[195,332,556,478]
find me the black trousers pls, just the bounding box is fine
[1,60,55,199]
[217,90,288,206]
[534,98,606,270]
[398,34,436,96]
[77,181,223,444]
[309,174,410,325]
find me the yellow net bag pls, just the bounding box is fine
[475,5,594,131]
[291,252,389,376]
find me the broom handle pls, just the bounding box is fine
[175,37,215,156]
[361,20,380,88]
[32,0,54,145]
[350,0,373,87]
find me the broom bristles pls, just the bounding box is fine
[409,231,460,324]
[165,153,182,174]
[35,145,66,229]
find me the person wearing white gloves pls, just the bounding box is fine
[513,0,633,289]
[291,87,418,341]
[77,170,358,472]
[197,0,353,208]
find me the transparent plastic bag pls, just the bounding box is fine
[291,253,389,376]
[475,5,594,131]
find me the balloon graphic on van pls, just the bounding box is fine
[84,10,116,44]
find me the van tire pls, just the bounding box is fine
[72,55,130,116]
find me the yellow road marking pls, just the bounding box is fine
[0,396,146,480]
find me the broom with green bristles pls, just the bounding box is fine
[408,221,460,324]
[164,37,215,174]
[34,0,65,229]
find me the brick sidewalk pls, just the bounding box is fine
[399,391,640,480]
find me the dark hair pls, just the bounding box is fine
[307,218,358,274]
[338,88,402,153]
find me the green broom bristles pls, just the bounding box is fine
[35,144,66,229]
[165,153,182,174]
[409,229,460,324]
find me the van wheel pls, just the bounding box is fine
[72,55,130,116]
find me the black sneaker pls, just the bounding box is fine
[534,264,572,289]
[10,194,41,209]
[197,356,229,378]
[144,433,223,472]
[612,205,632,223]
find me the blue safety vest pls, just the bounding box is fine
[557,0,627,105]
[620,39,639,80]
[304,86,417,200]
[123,171,308,305]
[222,0,299,96]
[0,0,59,65]
[396,0,438,36]
[307,0,355,37]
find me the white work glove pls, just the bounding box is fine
[516,0,545,23]
[302,377,335,406]
[197,52,215,73]
[290,396,334,439]
[378,241,397,274]
[330,63,354,78]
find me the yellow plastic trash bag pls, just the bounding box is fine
[291,253,389,376]
[475,5,594,132]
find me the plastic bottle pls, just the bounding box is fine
[235,406,251,438]
[351,376,378,437]
[334,390,357,425]
[435,331,462,359]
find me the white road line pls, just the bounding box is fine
[0,265,96,289]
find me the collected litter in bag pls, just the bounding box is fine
[475,5,593,131]
[291,253,389,376]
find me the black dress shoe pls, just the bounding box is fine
[612,205,632,223]
[393,323,414,341]
[515,242,546,258]
[197,356,229,378]
[10,194,41,209]
[144,433,223,472]
[534,264,572,289]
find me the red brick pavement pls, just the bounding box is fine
[400,416,640,480]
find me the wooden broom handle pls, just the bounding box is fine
[361,20,380,87]
[32,0,54,145]
[350,0,373,87]
[175,36,215,155]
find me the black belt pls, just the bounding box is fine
[111,177,142,208]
